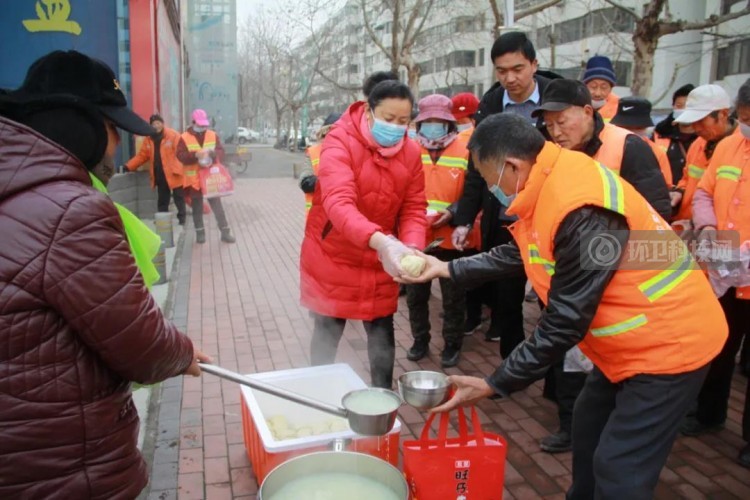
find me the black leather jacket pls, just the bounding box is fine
[449,206,629,395]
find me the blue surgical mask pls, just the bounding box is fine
[419,123,448,140]
[457,123,473,133]
[489,163,518,207]
[408,129,417,139]
[193,126,206,133]
[739,121,750,140]
[370,112,406,147]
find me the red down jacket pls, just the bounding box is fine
[0,116,194,499]
[300,101,427,320]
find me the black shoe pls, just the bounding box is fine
[407,341,430,361]
[540,430,571,454]
[220,227,236,243]
[464,317,481,336]
[441,345,461,368]
[680,416,724,437]
[196,228,206,244]
[484,328,501,342]
[738,444,750,468]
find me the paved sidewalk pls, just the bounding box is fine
[144,177,750,499]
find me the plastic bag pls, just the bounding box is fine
[199,162,234,198]
[696,241,750,297]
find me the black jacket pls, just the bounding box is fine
[652,113,697,184]
[453,75,555,249]
[582,114,672,221]
[449,206,629,394]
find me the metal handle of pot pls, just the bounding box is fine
[198,363,347,419]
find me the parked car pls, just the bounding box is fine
[237,127,260,144]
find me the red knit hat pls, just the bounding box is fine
[451,92,480,120]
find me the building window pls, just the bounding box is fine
[721,0,745,15]
[535,7,635,50]
[478,48,485,66]
[716,38,750,80]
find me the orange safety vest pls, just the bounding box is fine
[675,128,741,221]
[305,144,322,214]
[597,93,619,123]
[422,135,471,251]
[646,136,673,187]
[697,131,750,299]
[181,130,218,190]
[507,142,727,382]
[592,122,629,173]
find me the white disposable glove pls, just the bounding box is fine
[376,236,414,278]
[452,225,471,251]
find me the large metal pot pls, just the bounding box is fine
[258,449,409,499]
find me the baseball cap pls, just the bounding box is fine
[415,94,456,123]
[673,84,731,124]
[451,92,480,120]
[610,97,654,129]
[192,109,210,127]
[531,79,592,118]
[11,50,154,136]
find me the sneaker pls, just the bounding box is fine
[680,416,724,437]
[441,345,461,368]
[196,228,206,244]
[738,444,750,468]
[220,227,236,243]
[464,317,481,336]
[407,340,430,361]
[540,430,571,454]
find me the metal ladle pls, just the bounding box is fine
[198,363,401,436]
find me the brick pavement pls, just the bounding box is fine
[143,177,750,499]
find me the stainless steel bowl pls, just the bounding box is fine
[259,450,408,499]
[398,371,449,410]
[341,388,402,436]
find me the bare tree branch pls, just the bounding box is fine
[403,0,435,51]
[659,2,750,36]
[489,0,563,38]
[360,0,394,65]
[602,0,639,19]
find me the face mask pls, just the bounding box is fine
[370,112,406,147]
[672,109,684,119]
[489,163,518,206]
[408,129,417,139]
[457,123,473,133]
[740,121,750,140]
[419,123,448,140]
[591,99,606,110]
[193,125,206,133]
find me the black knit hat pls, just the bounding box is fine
[11,50,154,136]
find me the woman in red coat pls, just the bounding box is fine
[300,81,427,388]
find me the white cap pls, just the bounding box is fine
[673,84,731,124]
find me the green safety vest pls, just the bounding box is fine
[89,173,162,288]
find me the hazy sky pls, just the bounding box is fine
[236,0,268,26]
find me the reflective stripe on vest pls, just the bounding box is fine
[596,162,626,215]
[428,199,451,211]
[717,165,742,182]
[590,313,648,337]
[637,249,694,302]
[528,244,556,276]
[421,154,468,170]
[687,163,705,179]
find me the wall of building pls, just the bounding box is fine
[700,0,750,101]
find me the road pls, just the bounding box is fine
[233,144,305,179]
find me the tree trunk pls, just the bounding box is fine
[407,63,421,96]
[631,14,660,97]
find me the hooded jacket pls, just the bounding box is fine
[0,116,194,499]
[300,101,426,320]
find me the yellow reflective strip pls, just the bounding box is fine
[687,164,704,179]
[427,200,450,210]
[590,314,647,337]
[637,251,694,302]
[185,170,198,177]
[421,154,432,163]
[596,162,625,214]
[528,244,556,276]
[311,158,320,166]
[717,165,741,181]
[436,156,468,170]
[203,141,216,148]
[186,144,201,151]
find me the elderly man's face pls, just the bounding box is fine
[544,106,595,151]
[690,110,729,141]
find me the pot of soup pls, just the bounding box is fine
[258,447,408,499]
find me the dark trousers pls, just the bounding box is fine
[553,359,588,434]
[406,249,465,348]
[310,313,395,389]
[694,290,750,436]
[156,178,186,223]
[484,224,526,358]
[568,365,709,499]
[189,188,229,230]
[462,249,483,325]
